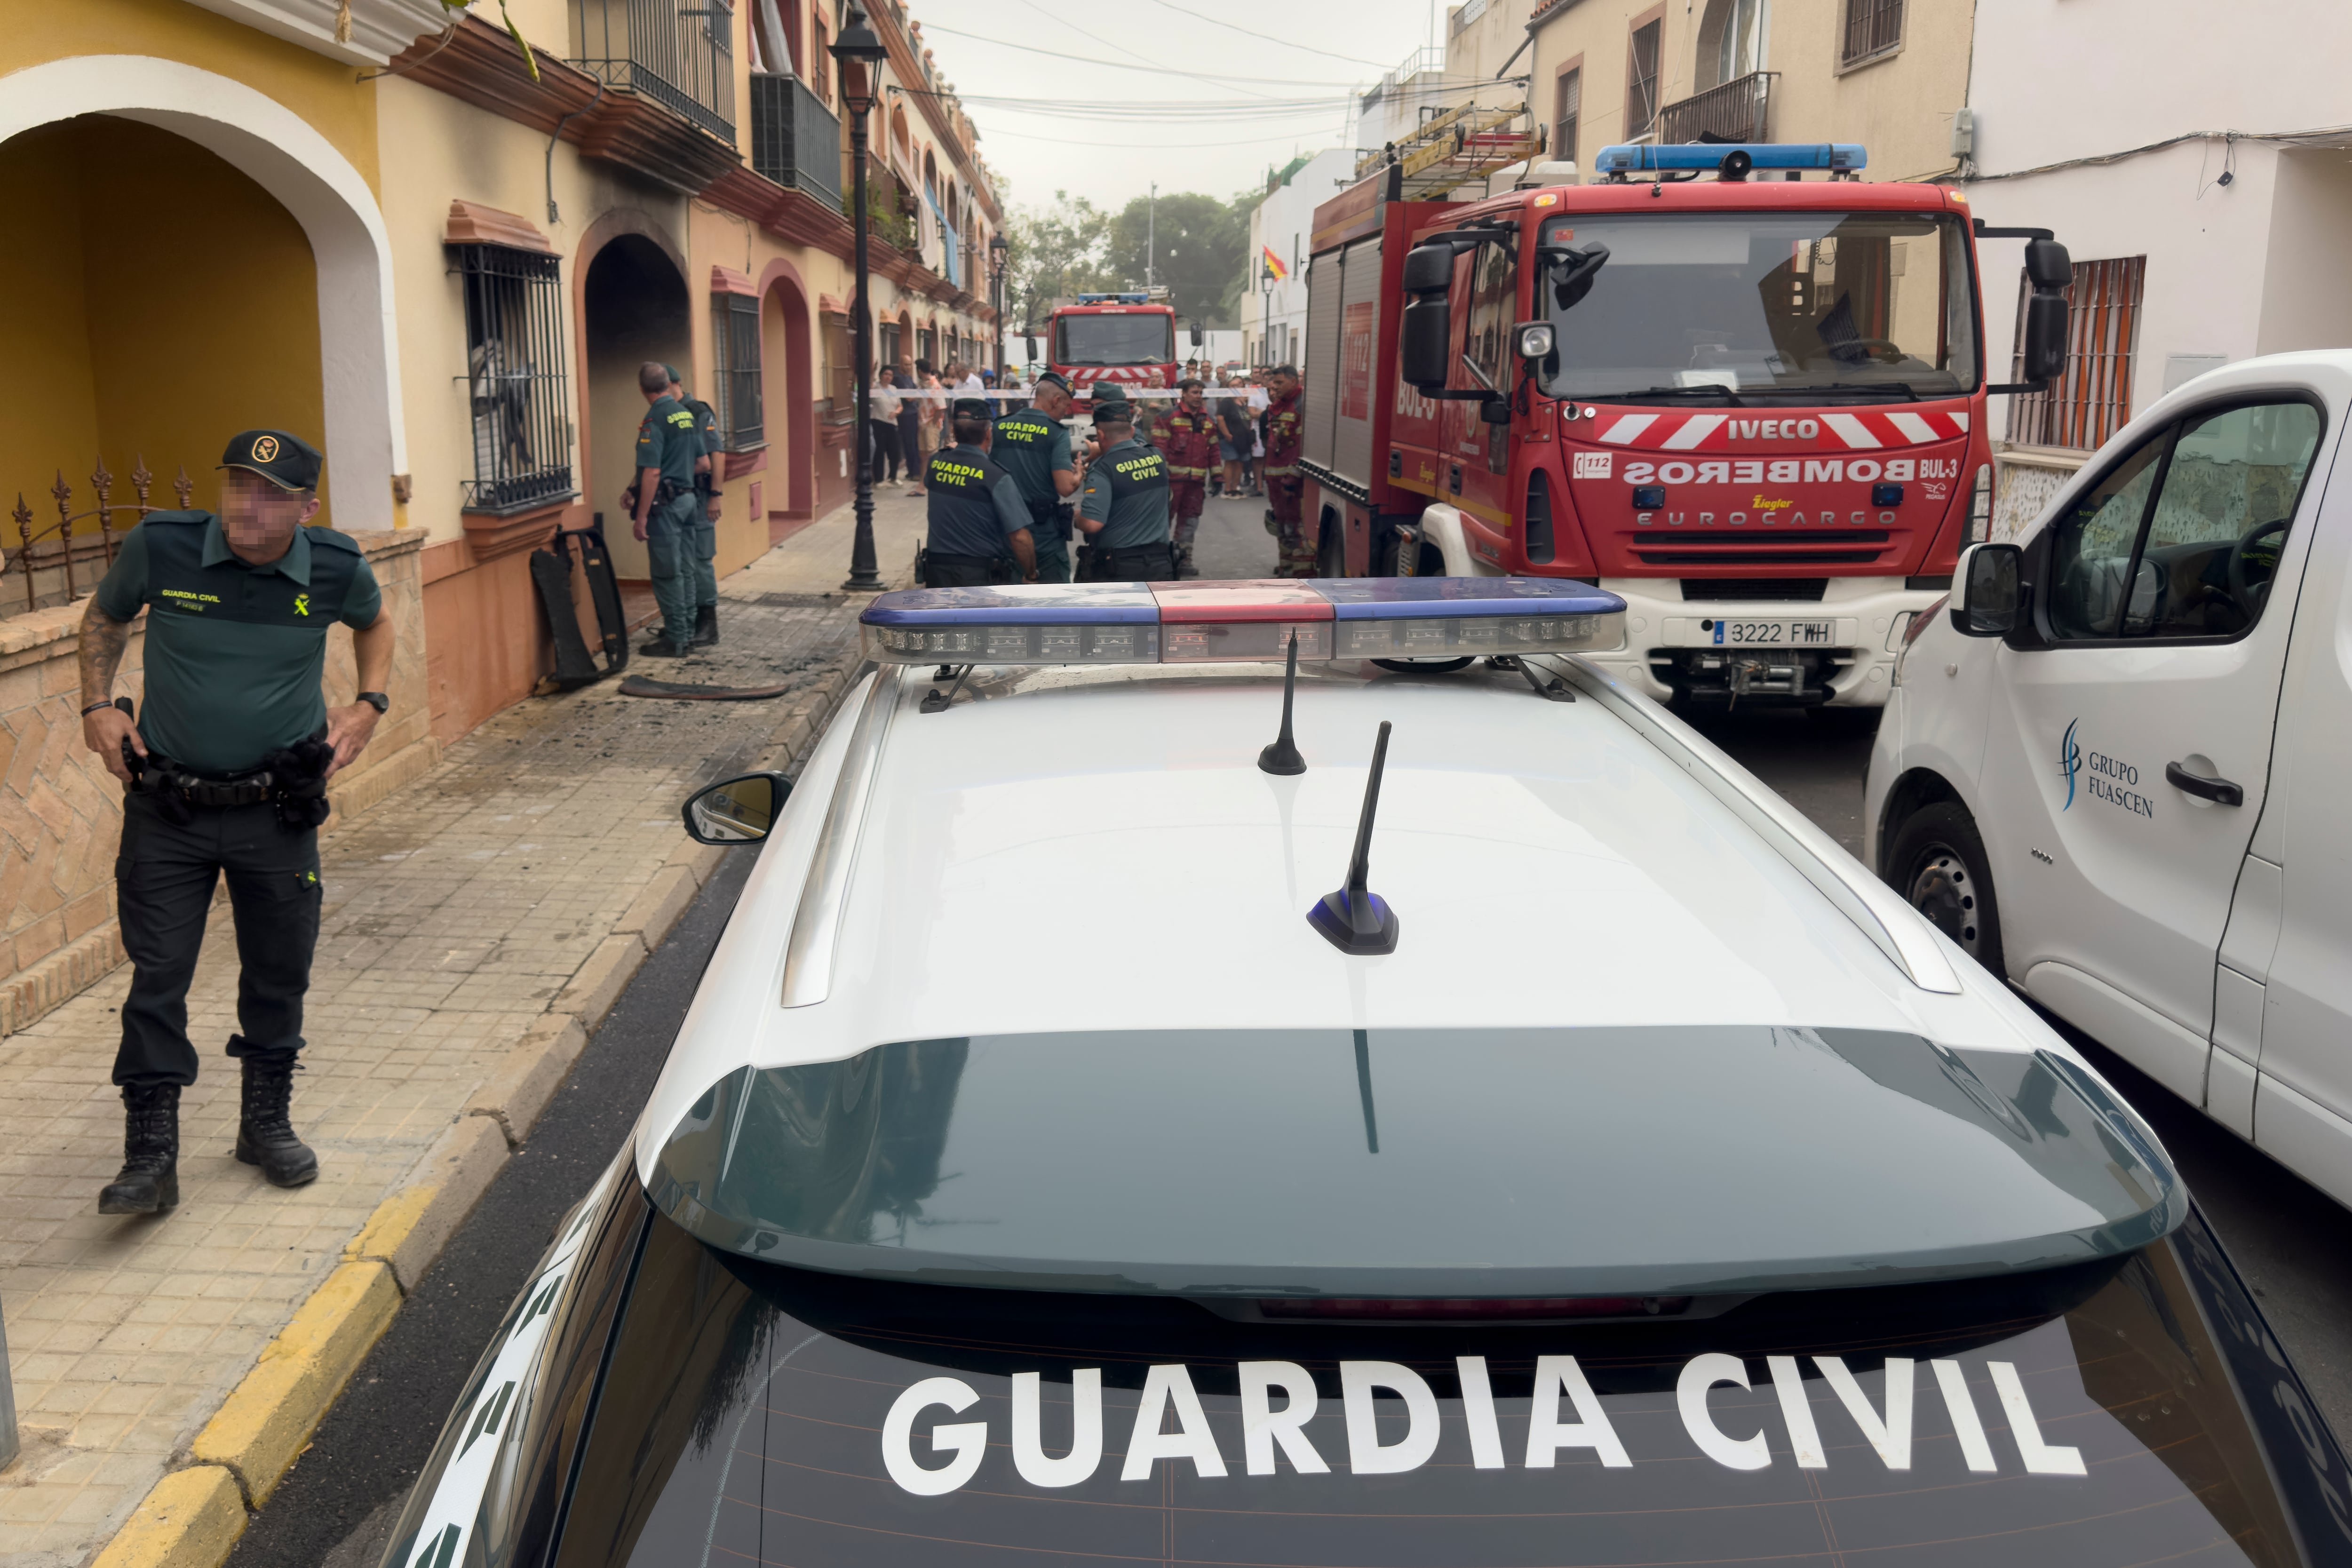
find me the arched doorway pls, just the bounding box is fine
[580,227,690,583]
[0,55,404,533]
[758,259,816,525]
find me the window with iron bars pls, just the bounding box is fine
[1841,0,1903,65]
[453,245,574,514]
[710,292,765,451]
[1554,67,1581,167]
[2006,256,2146,452]
[1626,22,1662,137]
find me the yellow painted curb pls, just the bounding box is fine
[191,1261,401,1508]
[87,1465,245,1568]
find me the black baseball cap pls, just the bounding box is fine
[951,397,992,420]
[219,430,323,492]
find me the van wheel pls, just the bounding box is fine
[1886,802,2005,976]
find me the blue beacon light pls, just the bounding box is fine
[858,580,1629,666]
[1592,142,1867,175]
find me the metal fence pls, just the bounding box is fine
[2006,256,2147,452]
[8,459,188,615]
[1658,71,1775,145]
[749,71,841,209]
[453,245,576,514]
[571,0,735,142]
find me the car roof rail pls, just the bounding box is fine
[781,665,904,1008]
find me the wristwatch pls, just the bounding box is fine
[357,691,390,714]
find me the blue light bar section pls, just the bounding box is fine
[860,583,1159,626]
[1310,578,1627,621]
[1074,292,1158,305]
[1593,143,1867,174]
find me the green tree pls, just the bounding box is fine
[1004,191,1117,339]
[1104,191,1248,331]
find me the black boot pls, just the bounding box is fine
[691,605,718,647]
[235,1055,319,1188]
[637,636,689,658]
[99,1083,181,1215]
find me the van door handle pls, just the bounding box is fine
[2165,761,2244,806]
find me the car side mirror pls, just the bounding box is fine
[1949,542,2025,637]
[1398,242,1456,391]
[681,771,793,844]
[2019,292,2070,383]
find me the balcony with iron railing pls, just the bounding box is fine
[1657,70,1776,146]
[749,71,840,209]
[570,0,735,143]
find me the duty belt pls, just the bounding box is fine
[135,757,278,807]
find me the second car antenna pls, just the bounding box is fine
[1308,720,1399,955]
[1258,632,1306,775]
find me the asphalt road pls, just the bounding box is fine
[250,507,2352,1564]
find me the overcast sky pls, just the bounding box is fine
[901,0,1456,214]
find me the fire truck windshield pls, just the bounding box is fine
[1538,212,1978,402]
[1056,312,1175,367]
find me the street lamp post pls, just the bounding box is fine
[988,232,1009,375]
[832,6,890,593]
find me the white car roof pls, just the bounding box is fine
[635,655,2075,1179]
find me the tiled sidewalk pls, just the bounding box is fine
[0,494,919,1567]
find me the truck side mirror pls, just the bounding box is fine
[1398,242,1456,390]
[2019,292,2070,382]
[1949,542,2025,637]
[1190,322,1205,347]
[2023,238,2072,292]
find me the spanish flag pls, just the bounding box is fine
[1261,246,1289,282]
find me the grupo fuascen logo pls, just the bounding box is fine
[2059,718,2082,810]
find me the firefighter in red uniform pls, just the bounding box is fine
[1261,364,1309,576]
[1158,379,1220,579]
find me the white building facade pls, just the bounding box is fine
[1242,149,1358,369]
[1967,0,2352,533]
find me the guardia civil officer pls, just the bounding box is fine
[991,371,1080,583]
[667,364,722,647]
[629,361,703,656]
[78,430,395,1215]
[922,397,1039,587]
[1075,398,1176,582]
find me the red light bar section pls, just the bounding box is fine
[1150,581,1335,623]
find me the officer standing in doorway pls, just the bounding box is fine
[991,371,1080,583]
[1262,363,1310,576]
[922,397,1039,587]
[77,430,395,1214]
[1075,398,1176,582]
[631,361,702,656]
[668,365,723,648]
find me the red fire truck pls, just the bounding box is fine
[1297,142,2073,711]
[1047,289,1180,401]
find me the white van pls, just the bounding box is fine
[1866,351,2352,1206]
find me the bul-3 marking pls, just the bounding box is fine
[2060,718,2154,819]
[880,1352,2090,1496]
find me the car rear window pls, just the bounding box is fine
[548,1203,2352,1568]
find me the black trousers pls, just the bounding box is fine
[112,792,322,1087]
[923,554,1011,588]
[868,420,903,482]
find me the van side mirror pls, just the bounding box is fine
[1398,242,1456,391]
[1949,542,2025,637]
[681,771,793,844]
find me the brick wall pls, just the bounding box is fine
[0,529,439,1037]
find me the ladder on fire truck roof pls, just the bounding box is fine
[1354,102,1544,199]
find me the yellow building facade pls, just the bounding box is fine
[2,0,1001,742]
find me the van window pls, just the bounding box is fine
[2046,400,2322,641]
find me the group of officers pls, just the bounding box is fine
[917,366,1305,589]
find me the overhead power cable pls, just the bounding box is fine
[914,22,1363,87]
[1135,0,1393,68]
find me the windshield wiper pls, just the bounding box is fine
[1587,384,1749,405]
[1751,381,1924,402]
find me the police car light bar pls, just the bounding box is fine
[1592,142,1867,174]
[859,579,1627,666]
[1073,291,1160,305]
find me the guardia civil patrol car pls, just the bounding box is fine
[383,580,2351,1568]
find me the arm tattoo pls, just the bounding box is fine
[78,604,132,708]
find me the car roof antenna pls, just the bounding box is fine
[1258,631,1307,775]
[1308,720,1399,955]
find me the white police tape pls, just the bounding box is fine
[880,1353,2087,1494]
[882,387,1258,400]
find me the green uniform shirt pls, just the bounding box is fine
[991,408,1074,506]
[923,444,1034,560]
[1078,437,1173,549]
[635,395,700,488]
[685,398,722,461]
[95,513,383,775]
